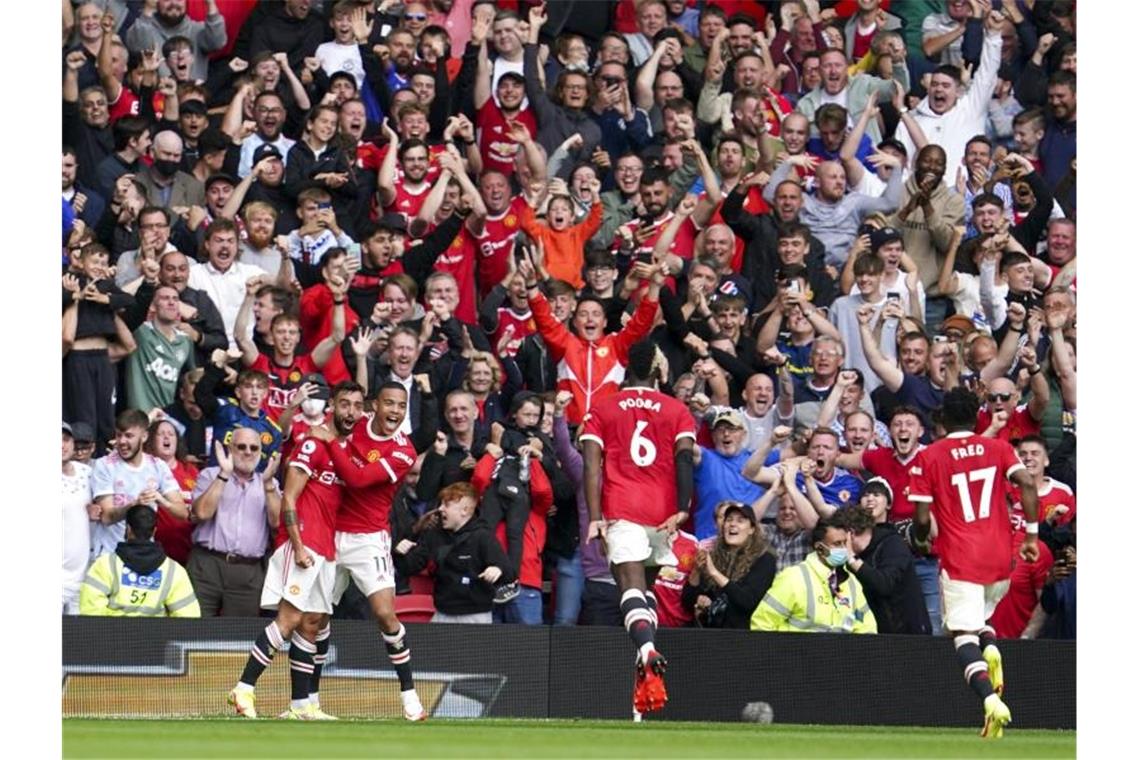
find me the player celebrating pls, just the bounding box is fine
[227,382,366,721]
[305,381,428,721]
[581,339,696,716]
[907,388,1040,740]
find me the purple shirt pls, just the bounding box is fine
[552,416,609,581]
[191,466,274,559]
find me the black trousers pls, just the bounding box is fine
[63,349,115,455]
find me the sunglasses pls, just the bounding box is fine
[233,444,262,453]
[405,13,427,20]
[986,393,1013,403]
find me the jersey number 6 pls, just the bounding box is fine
[630,421,658,467]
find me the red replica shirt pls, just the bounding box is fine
[476,102,537,178]
[492,307,535,358]
[385,179,432,222]
[280,437,343,561]
[1010,478,1075,538]
[475,196,529,297]
[374,142,448,184]
[908,431,1026,584]
[708,186,770,273]
[330,418,416,534]
[612,211,699,261]
[862,445,924,521]
[579,387,697,527]
[653,530,699,628]
[154,459,199,565]
[975,404,1042,443]
[433,228,479,324]
[989,539,1053,639]
[251,353,320,423]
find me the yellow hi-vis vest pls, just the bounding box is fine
[79,550,200,618]
[750,553,877,633]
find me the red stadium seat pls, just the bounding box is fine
[395,594,436,623]
[408,573,435,596]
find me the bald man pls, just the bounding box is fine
[138,129,206,209]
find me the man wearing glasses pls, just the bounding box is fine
[975,371,1050,444]
[237,92,296,178]
[189,428,282,617]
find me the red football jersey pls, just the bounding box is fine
[708,186,770,272]
[154,459,199,566]
[279,437,343,561]
[908,432,1026,584]
[476,102,537,177]
[579,387,697,527]
[612,211,699,261]
[989,540,1053,639]
[374,142,448,184]
[332,416,417,534]
[384,178,432,222]
[862,445,924,521]
[475,196,529,297]
[975,404,1042,443]
[433,227,479,324]
[491,306,536,358]
[251,353,320,423]
[1010,478,1075,538]
[653,530,699,628]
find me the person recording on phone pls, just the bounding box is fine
[284,187,356,287]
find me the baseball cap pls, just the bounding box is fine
[721,501,757,525]
[498,70,526,85]
[205,172,238,191]
[378,212,409,234]
[300,373,331,401]
[180,98,208,116]
[877,137,908,157]
[711,409,746,430]
[62,421,73,437]
[252,143,283,164]
[940,314,976,337]
[870,226,902,253]
[69,421,96,443]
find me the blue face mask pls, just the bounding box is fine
[824,547,849,568]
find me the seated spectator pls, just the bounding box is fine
[394,482,514,624]
[80,505,201,618]
[682,502,777,629]
[751,516,877,634]
[837,503,932,635]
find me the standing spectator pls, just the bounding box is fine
[63,146,106,230]
[1039,71,1076,197]
[691,410,766,543]
[94,116,152,200]
[922,0,982,67]
[193,354,282,472]
[187,219,270,347]
[136,131,206,210]
[682,502,777,629]
[190,432,282,617]
[243,0,325,72]
[795,48,907,144]
[124,0,226,83]
[63,423,93,615]
[144,418,199,567]
[125,285,197,414]
[90,409,187,561]
[753,479,814,572]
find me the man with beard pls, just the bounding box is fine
[64,52,114,190]
[593,150,699,250]
[138,131,205,210]
[304,382,428,721]
[765,156,902,270]
[474,40,536,180]
[233,91,295,179]
[896,10,1005,184]
[125,0,226,83]
[796,47,907,145]
[379,131,434,221]
[90,409,187,561]
[888,144,965,324]
[1039,71,1076,196]
[228,381,364,721]
[125,250,228,366]
[611,168,697,271]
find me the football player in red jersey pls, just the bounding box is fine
[228,382,366,721]
[581,339,697,716]
[908,388,1040,739]
[305,381,427,721]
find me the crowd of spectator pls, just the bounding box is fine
[62,0,1075,640]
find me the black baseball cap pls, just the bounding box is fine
[870,226,903,253]
[378,212,409,234]
[205,172,238,191]
[69,421,96,443]
[180,98,208,116]
[252,143,283,164]
[498,70,526,85]
[721,501,757,525]
[877,137,908,157]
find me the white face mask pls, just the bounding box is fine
[301,399,326,418]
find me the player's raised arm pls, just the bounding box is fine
[280,457,314,569]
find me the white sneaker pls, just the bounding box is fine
[402,691,428,721]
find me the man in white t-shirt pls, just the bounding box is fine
[63,423,93,615]
[188,219,269,347]
[89,410,186,562]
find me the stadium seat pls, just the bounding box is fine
[394,594,436,623]
[408,573,435,596]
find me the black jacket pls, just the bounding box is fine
[116,538,168,575]
[125,282,228,366]
[681,551,778,629]
[851,524,932,635]
[397,516,515,615]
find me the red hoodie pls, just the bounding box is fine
[471,454,554,590]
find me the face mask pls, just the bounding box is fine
[301,399,326,418]
[153,159,181,178]
[823,547,848,568]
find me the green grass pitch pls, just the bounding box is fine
[63,718,1075,758]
